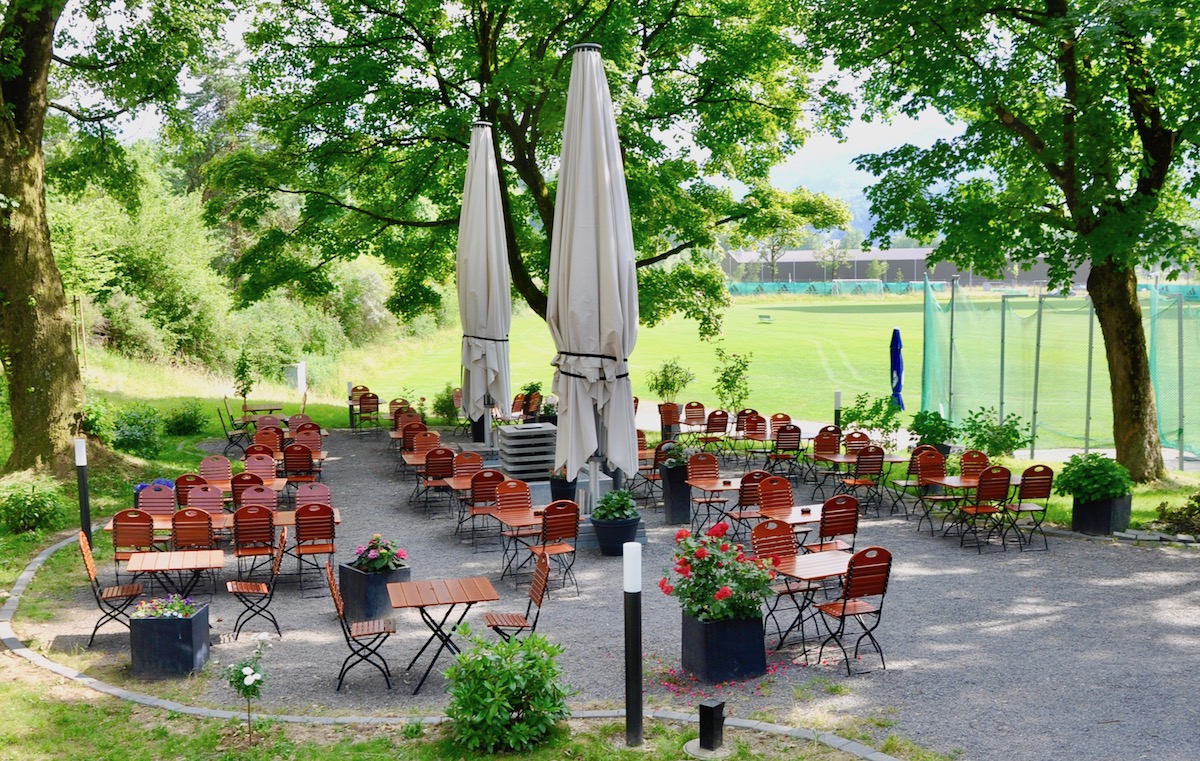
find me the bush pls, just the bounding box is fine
[1155,492,1200,535]
[0,485,67,534]
[445,628,568,753]
[909,409,956,446]
[712,345,752,412]
[163,400,207,436]
[101,289,171,360]
[112,404,164,458]
[80,397,116,444]
[646,357,695,404]
[431,384,459,423]
[957,406,1032,456]
[841,393,903,447]
[1054,453,1133,503]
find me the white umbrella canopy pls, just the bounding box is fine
[547,44,640,487]
[457,121,512,443]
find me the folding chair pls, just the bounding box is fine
[294,482,332,509]
[111,508,157,582]
[231,471,264,508]
[412,446,455,512]
[815,546,893,675]
[451,387,471,436]
[764,424,805,482]
[740,413,771,469]
[243,443,275,460]
[227,528,287,639]
[952,465,1012,552]
[295,503,336,594]
[356,392,382,434]
[460,469,507,545]
[687,451,729,532]
[485,555,550,641]
[187,485,227,517]
[135,483,176,516]
[232,504,277,578]
[809,430,843,499]
[960,449,990,479]
[325,560,395,690]
[887,445,937,518]
[1004,464,1054,551]
[239,485,278,512]
[174,473,207,507]
[217,404,249,456]
[681,401,706,444]
[751,519,820,650]
[836,445,885,517]
[728,470,771,541]
[528,500,579,594]
[80,531,144,647]
[253,425,284,455]
[696,410,729,456]
[282,443,321,492]
[802,495,860,553]
[199,454,233,484]
[630,439,674,505]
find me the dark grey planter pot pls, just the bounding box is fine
[338,563,410,623]
[549,478,577,502]
[660,464,691,525]
[681,611,767,683]
[590,516,640,556]
[1071,494,1132,535]
[130,604,210,679]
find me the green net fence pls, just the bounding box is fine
[727,280,947,296]
[922,279,1200,464]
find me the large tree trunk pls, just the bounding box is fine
[0,2,83,474]
[1086,261,1165,482]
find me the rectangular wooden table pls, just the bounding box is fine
[104,508,341,533]
[126,549,225,597]
[493,509,544,580]
[388,576,500,694]
[759,502,824,529]
[770,550,853,652]
[686,477,742,533]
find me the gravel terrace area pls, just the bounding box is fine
[13,427,1200,761]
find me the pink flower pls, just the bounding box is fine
[706,522,730,538]
[714,585,732,600]
[368,549,379,559]
[675,529,690,542]
[355,545,366,555]
[396,549,408,560]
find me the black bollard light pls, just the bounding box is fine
[75,438,92,545]
[834,390,842,428]
[623,541,643,747]
[699,699,725,751]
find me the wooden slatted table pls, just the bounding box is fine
[388,576,500,694]
[770,550,852,654]
[126,549,225,597]
[686,477,741,533]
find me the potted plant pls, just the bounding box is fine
[909,410,956,455]
[957,406,1033,457]
[658,522,773,683]
[129,594,210,678]
[840,393,903,448]
[659,442,694,525]
[338,534,411,622]
[548,465,576,502]
[520,381,543,420]
[538,396,558,425]
[589,488,641,556]
[647,358,695,441]
[1055,453,1134,535]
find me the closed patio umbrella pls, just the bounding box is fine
[547,44,639,504]
[457,121,512,447]
[890,327,905,411]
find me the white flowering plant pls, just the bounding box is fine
[225,639,269,743]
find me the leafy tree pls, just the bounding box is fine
[813,241,853,281]
[733,182,850,281]
[207,0,824,338]
[0,0,226,471]
[804,0,1200,480]
[865,258,887,281]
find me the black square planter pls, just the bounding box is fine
[338,563,410,623]
[130,604,210,679]
[1071,494,1132,535]
[681,611,766,683]
[660,464,691,525]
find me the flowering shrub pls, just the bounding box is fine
[659,522,775,622]
[225,639,269,743]
[131,594,200,619]
[349,534,408,573]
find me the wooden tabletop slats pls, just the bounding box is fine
[387,576,499,609]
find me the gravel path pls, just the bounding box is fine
[15,428,1200,760]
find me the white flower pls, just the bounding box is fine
[243,675,255,686]
[242,666,254,675]
[252,673,262,683]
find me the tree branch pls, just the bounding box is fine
[273,186,458,228]
[635,212,750,267]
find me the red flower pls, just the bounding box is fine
[706,522,730,538]
[736,551,746,562]
[675,529,690,542]
[714,585,732,600]
[675,561,692,578]
[720,543,730,552]
[658,577,674,595]
[694,546,709,560]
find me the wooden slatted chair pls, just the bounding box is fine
[485,555,550,641]
[256,414,283,429]
[232,504,276,578]
[218,403,250,456]
[1003,464,1054,551]
[412,446,456,512]
[460,469,507,544]
[960,449,990,479]
[400,430,441,480]
[728,470,771,540]
[951,465,1012,552]
[741,413,772,469]
[135,483,176,516]
[843,431,872,455]
[253,425,284,455]
[231,471,264,508]
[294,482,332,509]
[111,509,156,582]
[913,448,965,535]
[244,453,278,481]
[630,439,674,504]
[288,413,313,428]
[886,445,937,517]
[528,500,579,594]
[239,485,278,512]
[356,392,382,433]
[681,401,706,444]
[450,452,484,526]
[696,410,729,456]
[282,444,320,493]
[765,423,805,482]
[837,445,885,516]
[687,451,729,532]
[495,479,539,570]
[803,495,860,553]
[243,443,275,460]
[815,546,893,675]
[809,429,843,498]
[200,454,233,484]
[769,412,792,439]
[80,531,144,647]
[451,387,471,436]
[751,519,819,650]
[295,503,336,594]
[172,508,215,551]
[227,528,287,639]
[325,560,395,690]
[187,485,227,516]
[174,473,207,507]
[391,419,427,456]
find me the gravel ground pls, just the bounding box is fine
[16,427,1200,760]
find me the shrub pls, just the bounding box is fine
[233,348,254,400]
[908,409,956,446]
[445,628,569,753]
[712,345,752,412]
[101,289,170,360]
[1155,492,1200,535]
[431,384,459,423]
[80,397,116,444]
[0,485,67,534]
[592,489,639,521]
[841,393,903,447]
[1054,453,1133,503]
[163,400,207,436]
[957,406,1032,456]
[112,404,164,458]
[646,357,695,404]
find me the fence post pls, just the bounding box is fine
[1179,298,1186,471]
[1029,294,1045,459]
[949,275,959,421]
[999,295,1007,423]
[1084,300,1095,454]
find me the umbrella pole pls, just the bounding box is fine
[482,394,493,450]
[590,408,604,510]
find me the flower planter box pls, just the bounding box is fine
[1071,494,1132,535]
[130,604,210,679]
[659,464,691,525]
[338,563,411,623]
[681,611,766,683]
[590,517,640,556]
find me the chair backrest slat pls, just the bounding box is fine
[1019,464,1054,501]
[470,469,507,504]
[976,466,1012,503]
[843,546,892,600]
[496,479,532,513]
[751,519,798,562]
[758,476,794,512]
[540,500,580,544]
[295,503,335,543]
[294,482,332,508]
[200,455,233,481]
[172,508,214,550]
[189,485,226,515]
[819,495,860,541]
[687,452,720,480]
[454,451,484,477]
[136,484,176,515]
[813,430,840,457]
[961,449,990,478]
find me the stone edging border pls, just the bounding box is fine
[0,531,898,761]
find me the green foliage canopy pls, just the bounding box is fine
[207,0,828,337]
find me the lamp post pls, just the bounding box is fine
[623,541,643,747]
[75,438,92,545]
